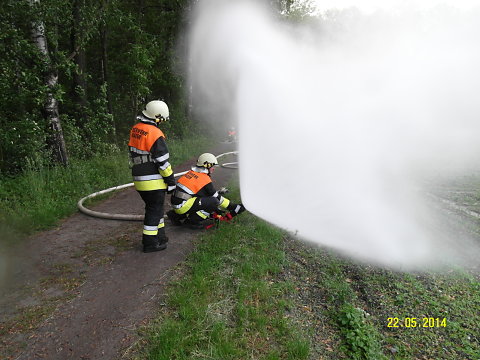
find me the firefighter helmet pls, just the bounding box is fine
[196,153,218,168]
[143,100,169,122]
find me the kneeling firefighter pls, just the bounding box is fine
[167,153,245,229]
[128,100,176,253]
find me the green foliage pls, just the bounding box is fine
[1,0,310,174]
[80,83,119,157]
[0,151,131,242]
[0,2,49,173]
[0,0,193,174]
[338,304,386,360]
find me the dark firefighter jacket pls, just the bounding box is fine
[128,116,175,191]
[171,167,231,214]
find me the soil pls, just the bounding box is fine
[0,143,237,360]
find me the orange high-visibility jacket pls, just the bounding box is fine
[177,170,212,195]
[129,122,165,153]
[171,167,231,213]
[128,117,175,191]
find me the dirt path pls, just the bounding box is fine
[0,145,237,360]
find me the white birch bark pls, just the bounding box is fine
[30,0,69,165]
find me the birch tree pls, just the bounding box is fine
[29,0,68,166]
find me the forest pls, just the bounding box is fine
[1,0,196,174]
[0,0,307,176]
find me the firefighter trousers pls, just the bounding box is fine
[138,189,167,246]
[175,196,220,224]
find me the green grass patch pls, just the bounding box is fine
[286,241,480,359]
[0,135,210,243]
[299,248,386,359]
[137,186,310,360]
[353,267,480,359]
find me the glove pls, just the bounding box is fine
[167,184,176,194]
[230,203,246,217]
[218,187,229,195]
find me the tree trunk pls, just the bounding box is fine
[138,0,145,19]
[100,2,112,115]
[30,0,68,166]
[132,96,138,124]
[71,0,88,126]
[100,7,117,140]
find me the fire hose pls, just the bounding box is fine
[77,151,238,221]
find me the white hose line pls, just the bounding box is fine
[77,170,188,221]
[216,151,238,159]
[218,151,238,169]
[77,152,238,221]
[221,162,238,169]
[77,183,140,220]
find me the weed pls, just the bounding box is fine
[337,304,386,360]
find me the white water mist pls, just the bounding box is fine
[188,0,480,269]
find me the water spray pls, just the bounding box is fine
[188,0,480,270]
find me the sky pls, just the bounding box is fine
[314,0,480,13]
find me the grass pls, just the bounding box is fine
[359,267,480,359]
[0,135,211,244]
[136,185,311,360]
[137,186,480,360]
[285,243,386,360]
[285,241,480,359]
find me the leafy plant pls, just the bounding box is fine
[337,304,386,359]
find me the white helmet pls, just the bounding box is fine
[196,153,218,168]
[142,100,169,121]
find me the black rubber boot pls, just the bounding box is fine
[167,210,183,226]
[143,241,167,253]
[142,235,167,253]
[158,235,169,245]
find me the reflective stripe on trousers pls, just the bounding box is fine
[173,197,196,214]
[138,189,166,240]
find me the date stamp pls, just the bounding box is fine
[387,317,447,328]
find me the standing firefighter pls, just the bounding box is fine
[129,100,176,252]
[167,153,245,229]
